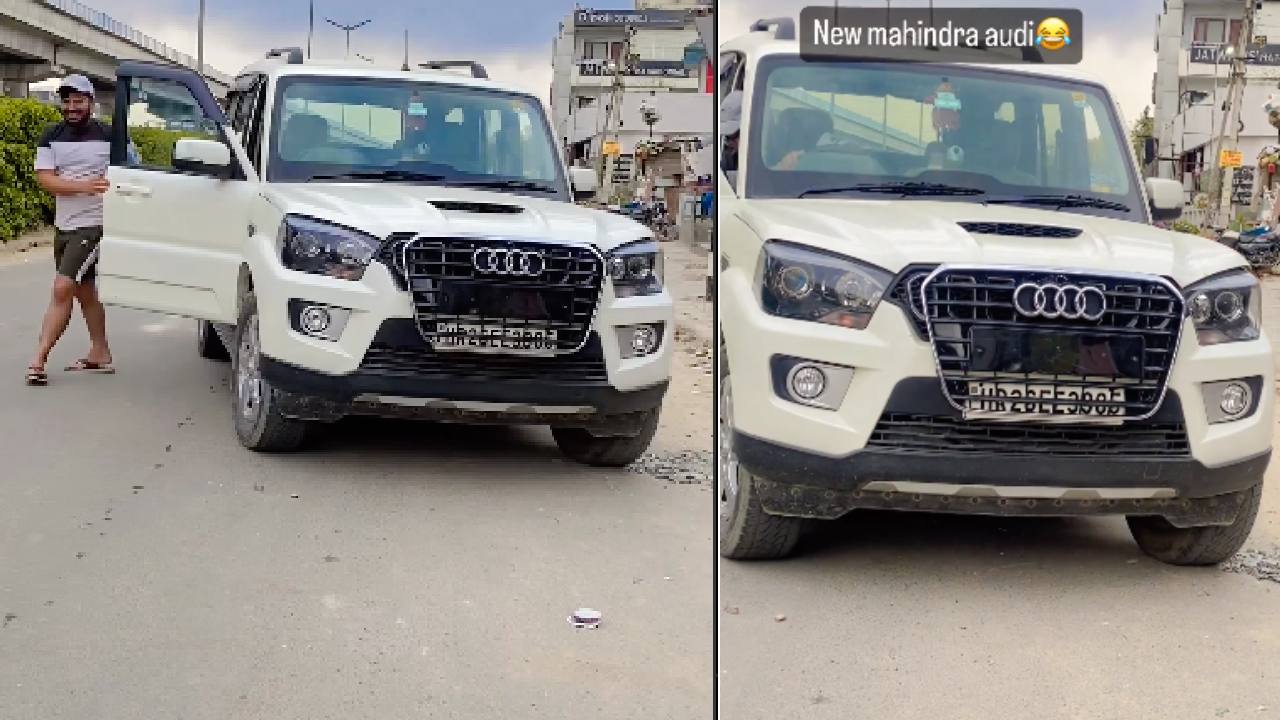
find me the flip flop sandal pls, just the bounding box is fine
[26,367,48,386]
[65,359,116,374]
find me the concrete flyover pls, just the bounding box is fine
[0,0,232,110]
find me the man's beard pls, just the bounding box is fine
[62,108,90,126]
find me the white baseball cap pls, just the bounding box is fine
[57,74,95,98]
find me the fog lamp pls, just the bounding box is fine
[632,325,659,355]
[1220,383,1251,416]
[789,365,827,400]
[300,306,331,335]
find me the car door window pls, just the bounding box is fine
[720,53,743,180]
[236,76,267,173]
[718,52,740,103]
[120,77,221,172]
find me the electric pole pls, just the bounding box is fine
[599,26,634,204]
[1216,0,1257,223]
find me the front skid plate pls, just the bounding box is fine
[272,389,651,432]
[754,479,1253,528]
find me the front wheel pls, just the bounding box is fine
[552,409,659,467]
[232,294,308,452]
[719,344,801,559]
[1127,483,1263,566]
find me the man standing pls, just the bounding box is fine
[27,75,114,386]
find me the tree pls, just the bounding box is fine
[1130,106,1154,165]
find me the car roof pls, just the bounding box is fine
[721,30,1106,86]
[236,58,529,96]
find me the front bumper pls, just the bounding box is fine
[721,269,1274,522]
[721,270,1275,469]
[737,430,1269,524]
[260,318,668,425]
[246,244,673,393]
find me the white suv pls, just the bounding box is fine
[99,49,672,466]
[718,20,1273,564]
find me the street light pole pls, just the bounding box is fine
[197,0,205,78]
[325,17,372,59]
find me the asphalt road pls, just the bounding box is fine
[0,249,713,719]
[719,277,1280,720]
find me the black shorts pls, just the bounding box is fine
[53,226,102,282]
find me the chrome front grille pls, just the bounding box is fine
[378,236,603,354]
[921,267,1185,421]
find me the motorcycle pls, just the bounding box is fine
[1225,226,1280,271]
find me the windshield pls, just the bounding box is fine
[268,76,567,200]
[742,58,1143,221]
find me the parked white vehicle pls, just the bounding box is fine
[718,20,1273,564]
[100,49,672,465]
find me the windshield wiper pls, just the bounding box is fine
[798,181,985,198]
[307,170,447,183]
[986,194,1132,212]
[448,179,560,194]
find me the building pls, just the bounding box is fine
[549,1,714,198]
[1152,0,1280,209]
[567,90,712,206]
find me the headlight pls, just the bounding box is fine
[607,239,663,297]
[756,241,891,329]
[1183,270,1261,345]
[278,215,381,281]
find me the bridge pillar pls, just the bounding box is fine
[1,79,28,97]
[1,62,56,99]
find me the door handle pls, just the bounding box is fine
[114,183,151,197]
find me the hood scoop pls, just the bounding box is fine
[428,200,525,214]
[957,221,1082,239]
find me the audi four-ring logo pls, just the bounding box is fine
[1012,282,1107,321]
[472,247,546,277]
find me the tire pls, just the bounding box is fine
[1127,483,1263,566]
[551,409,660,467]
[197,320,231,361]
[719,340,801,560]
[231,293,308,452]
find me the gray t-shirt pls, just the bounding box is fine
[34,120,110,231]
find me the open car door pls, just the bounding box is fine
[100,62,256,323]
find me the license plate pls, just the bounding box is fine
[964,381,1125,421]
[435,322,558,352]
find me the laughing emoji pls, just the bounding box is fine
[1035,17,1071,51]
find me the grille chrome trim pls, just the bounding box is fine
[920,264,1186,424]
[886,265,936,339]
[382,235,605,356]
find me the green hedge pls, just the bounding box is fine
[0,98,61,243]
[0,98,200,242]
[127,126,202,168]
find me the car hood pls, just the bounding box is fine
[735,199,1247,287]
[263,183,650,252]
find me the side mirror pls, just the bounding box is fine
[173,138,232,178]
[569,167,598,202]
[1146,177,1183,222]
[1143,137,1157,166]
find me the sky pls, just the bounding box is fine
[60,0,583,101]
[58,0,1162,124]
[720,0,1165,125]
